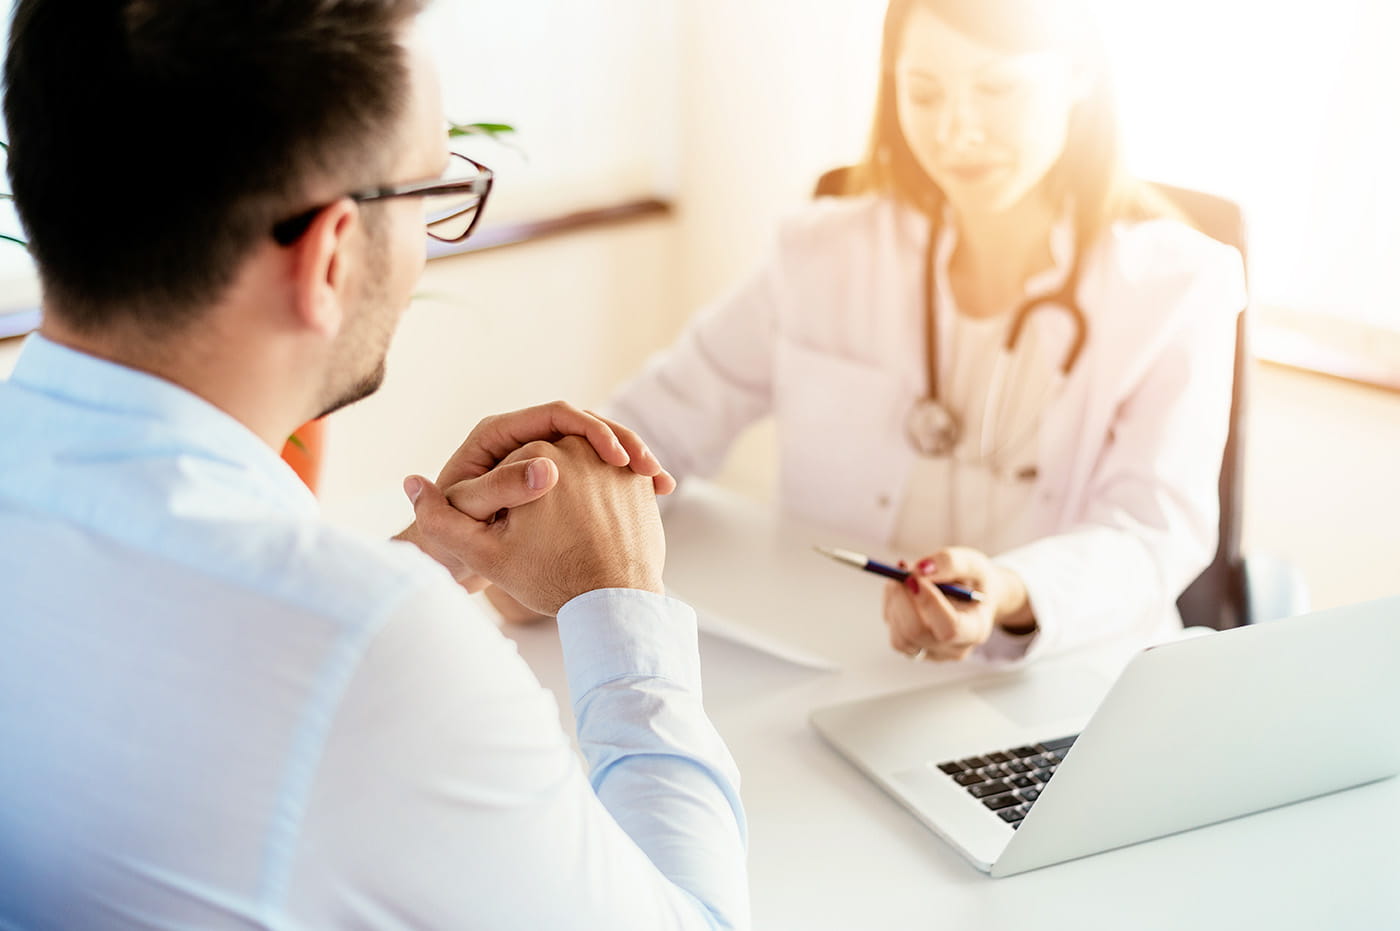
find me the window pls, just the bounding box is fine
[1101,0,1399,386]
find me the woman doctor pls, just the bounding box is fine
[507,0,1246,664]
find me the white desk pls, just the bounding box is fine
[497,481,1399,931]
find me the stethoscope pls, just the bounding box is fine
[905,211,1090,467]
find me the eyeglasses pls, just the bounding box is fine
[271,152,493,247]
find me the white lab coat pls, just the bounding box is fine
[609,195,1246,661]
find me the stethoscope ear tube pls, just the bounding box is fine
[1002,288,1088,375]
[908,212,1090,458]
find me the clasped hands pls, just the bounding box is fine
[396,402,671,617]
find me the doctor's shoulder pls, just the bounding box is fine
[1086,217,1248,327]
[769,192,920,271]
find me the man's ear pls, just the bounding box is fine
[288,198,360,338]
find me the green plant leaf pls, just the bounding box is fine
[286,433,307,453]
[447,121,516,139]
[411,289,469,306]
[447,121,527,163]
[0,139,8,153]
[0,232,27,248]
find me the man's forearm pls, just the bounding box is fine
[558,589,750,930]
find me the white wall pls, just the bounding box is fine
[672,0,883,312]
[665,0,887,500]
[422,0,679,222]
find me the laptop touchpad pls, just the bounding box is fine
[970,666,1110,728]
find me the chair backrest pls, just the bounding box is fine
[812,171,1251,630]
[1150,183,1250,630]
[813,167,852,197]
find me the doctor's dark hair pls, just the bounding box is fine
[845,0,1181,249]
[3,0,426,335]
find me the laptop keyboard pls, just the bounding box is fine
[934,735,1079,830]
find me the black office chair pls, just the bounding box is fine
[1150,184,1253,628]
[812,168,1307,629]
[1147,184,1309,627]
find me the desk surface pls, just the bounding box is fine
[499,481,1398,931]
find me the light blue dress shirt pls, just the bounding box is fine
[0,335,748,930]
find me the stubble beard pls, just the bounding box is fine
[314,358,387,421]
[313,226,396,421]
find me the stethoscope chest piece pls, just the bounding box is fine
[905,396,960,458]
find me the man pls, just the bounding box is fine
[0,1,748,928]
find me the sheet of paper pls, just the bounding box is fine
[670,588,841,671]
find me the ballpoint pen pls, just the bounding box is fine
[813,545,984,603]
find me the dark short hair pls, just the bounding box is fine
[3,0,426,334]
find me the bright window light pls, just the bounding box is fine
[1099,0,1398,330]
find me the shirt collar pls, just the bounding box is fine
[10,333,319,519]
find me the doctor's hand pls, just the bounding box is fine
[883,547,1036,662]
[404,435,665,617]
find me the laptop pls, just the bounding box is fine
[810,596,1400,877]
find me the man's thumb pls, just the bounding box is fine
[405,474,454,515]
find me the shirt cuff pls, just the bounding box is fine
[990,550,1061,663]
[556,588,701,709]
[977,622,1041,663]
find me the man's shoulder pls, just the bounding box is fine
[1,491,468,640]
[238,517,466,633]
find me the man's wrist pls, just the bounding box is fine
[558,589,702,701]
[584,559,664,600]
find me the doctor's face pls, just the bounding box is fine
[893,7,1085,217]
